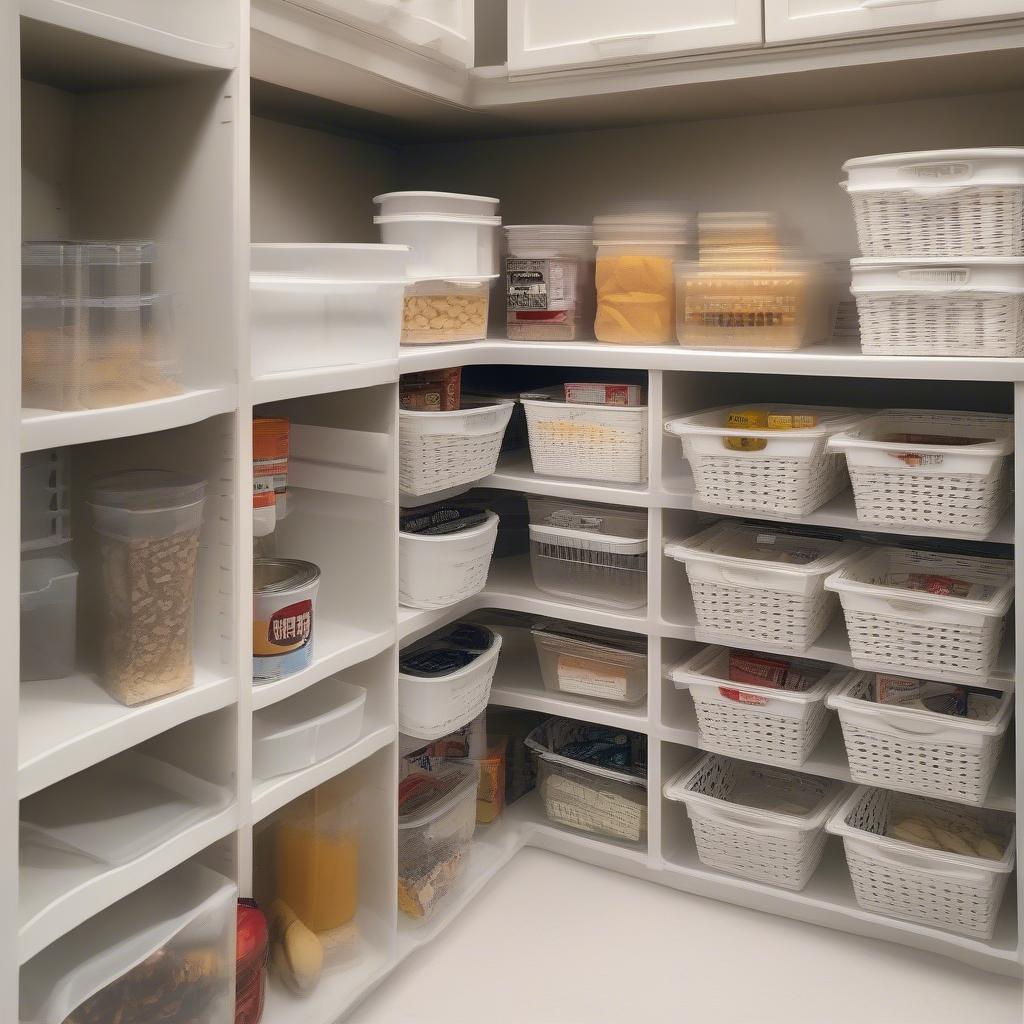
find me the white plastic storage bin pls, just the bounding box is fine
[842,149,1024,258]
[670,645,859,768]
[665,404,865,518]
[528,498,648,610]
[20,556,77,682]
[399,510,499,609]
[664,753,846,891]
[827,786,1016,939]
[19,861,235,1024]
[21,449,70,551]
[398,761,479,921]
[850,258,1024,357]
[376,191,497,218]
[399,623,502,740]
[250,243,409,376]
[525,719,647,844]
[253,677,367,779]
[665,523,862,653]
[521,388,649,483]
[400,275,495,344]
[532,621,647,704]
[825,547,1014,683]
[828,410,1014,538]
[827,673,1013,806]
[399,402,513,497]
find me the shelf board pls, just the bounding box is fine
[18,803,238,964]
[251,721,396,823]
[18,666,236,799]
[251,358,397,405]
[20,386,237,453]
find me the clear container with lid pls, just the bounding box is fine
[592,210,694,344]
[89,470,208,705]
[696,212,790,263]
[505,225,595,342]
[401,275,495,344]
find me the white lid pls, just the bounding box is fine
[505,224,593,236]
[254,679,366,741]
[375,212,501,226]
[851,256,1024,268]
[373,190,499,204]
[843,148,1024,170]
[90,470,207,512]
[593,209,693,245]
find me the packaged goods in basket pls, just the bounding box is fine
[525,718,648,844]
[532,620,647,704]
[399,367,461,411]
[563,382,645,406]
[236,900,269,1024]
[253,559,321,682]
[827,786,1016,938]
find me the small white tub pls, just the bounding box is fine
[374,212,500,279]
[374,191,499,218]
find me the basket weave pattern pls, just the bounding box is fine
[399,429,506,495]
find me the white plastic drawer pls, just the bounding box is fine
[507,0,763,74]
[764,0,1024,45]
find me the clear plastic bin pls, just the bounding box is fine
[21,449,70,552]
[400,276,494,344]
[398,762,479,921]
[532,621,647,704]
[19,861,235,1024]
[374,207,501,279]
[89,470,207,705]
[20,555,77,682]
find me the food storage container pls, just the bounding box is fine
[20,555,77,682]
[827,672,1013,805]
[525,718,647,844]
[827,786,1016,938]
[665,404,866,518]
[89,471,207,706]
[665,522,863,653]
[253,677,367,778]
[824,547,1014,683]
[398,761,479,920]
[235,900,268,1024]
[253,416,289,538]
[399,622,502,740]
[21,449,70,551]
[528,498,648,610]
[675,260,829,350]
[827,410,1014,538]
[592,211,693,344]
[670,645,858,768]
[504,225,595,341]
[19,861,235,1024]
[374,192,501,279]
[532,621,647,704]
[850,257,1024,357]
[399,509,499,609]
[521,387,648,483]
[250,243,409,375]
[253,558,321,682]
[22,240,180,411]
[841,149,1024,257]
[696,212,789,262]
[665,753,846,891]
[399,401,513,496]
[474,736,508,824]
[400,275,494,344]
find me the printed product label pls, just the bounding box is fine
[507,258,575,317]
[900,161,971,181]
[557,654,628,700]
[719,687,769,706]
[888,451,944,467]
[253,471,276,509]
[253,599,314,679]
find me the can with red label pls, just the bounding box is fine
[253,558,321,681]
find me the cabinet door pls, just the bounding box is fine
[765,0,1024,44]
[507,0,763,74]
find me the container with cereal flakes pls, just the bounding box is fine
[400,275,495,344]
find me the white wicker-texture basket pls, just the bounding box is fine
[827,787,1016,939]
[827,673,1013,806]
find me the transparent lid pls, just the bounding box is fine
[374,190,499,204]
[593,207,693,245]
[22,240,155,266]
[89,470,207,512]
[397,762,478,828]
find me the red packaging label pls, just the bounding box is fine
[268,599,312,647]
[728,651,791,689]
[904,573,971,597]
[719,687,769,706]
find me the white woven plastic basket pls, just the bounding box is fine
[827,673,1013,806]
[521,391,648,484]
[399,511,499,609]
[665,522,862,654]
[827,410,1014,538]
[665,405,866,518]
[664,753,846,891]
[399,402,513,496]
[850,258,1024,357]
[825,547,1014,684]
[842,149,1024,257]
[670,645,859,768]
[827,786,1016,939]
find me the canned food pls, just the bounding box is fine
[253,558,321,681]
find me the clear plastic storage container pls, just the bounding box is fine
[21,449,70,552]
[19,861,235,1024]
[528,498,648,610]
[250,243,409,375]
[20,556,77,682]
[531,621,647,704]
[400,275,494,343]
[89,471,207,706]
[22,241,179,411]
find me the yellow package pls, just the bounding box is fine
[724,408,768,451]
[595,254,675,344]
[767,413,818,430]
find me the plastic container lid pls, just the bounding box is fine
[250,242,410,282]
[397,762,478,829]
[90,470,207,512]
[22,240,156,266]
[20,555,77,597]
[374,190,499,205]
[374,212,501,226]
[593,209,693,246]
[253,558,321,595]
[253,679,366,743]
[843,148,1024,170]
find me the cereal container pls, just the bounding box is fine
[400,276,495,344]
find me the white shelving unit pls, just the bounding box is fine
[6,1,1024,1022]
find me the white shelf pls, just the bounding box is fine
[18,667,236,799]
[251,359,397,404]
[20,386,237,453]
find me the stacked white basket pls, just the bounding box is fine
[842,149,1024,357]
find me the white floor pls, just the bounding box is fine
[351,848,1023,1024]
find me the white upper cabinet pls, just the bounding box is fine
[764,0,1024,44]
[291,0,475,68]
[506,0,764,74]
